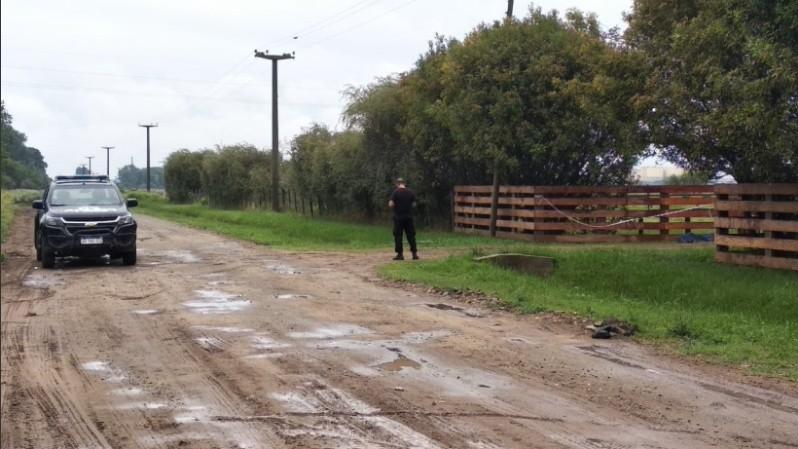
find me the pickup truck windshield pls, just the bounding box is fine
[48,185,123,207]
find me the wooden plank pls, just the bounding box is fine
[715,200,798,214]
[455,186,494,194]
[454,216,491,227]
[714,184,798,196]
[715,217,798,233]
[715,251,798,271]
[714,235,798,252]
[530,221,714,232]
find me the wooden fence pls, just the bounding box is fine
[714,184,798,271]
[453,185,715,243]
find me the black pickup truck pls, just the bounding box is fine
[33,175,138,268]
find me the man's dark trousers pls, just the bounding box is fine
[393,217,417,256]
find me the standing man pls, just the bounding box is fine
[388,178,418,260]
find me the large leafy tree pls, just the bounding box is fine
[626,0,798,182]
[1,100,49,188]
[438,8,647,186]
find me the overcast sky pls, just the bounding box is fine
[1,0,634,178]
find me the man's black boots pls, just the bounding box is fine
[412,252,419,260]
[393,254,404,260]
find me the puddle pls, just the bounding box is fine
[426,303,463,311]
[22,272,63,289]
[132,309,159,315]
[194,336,225,352]
[161,250,200,263]
[81,360,127,383]
[115,401,169,410]
[273,294,311,300]
[111,387,144,396]
[182,290,251,314]
[192,325,254,333]
[251,336,291,350]
[376,354,421,372]
[402,330,452,343]
[265,263,302,275]
[287,324,372,339]
[244,353,285,359]
[426,303,482,318]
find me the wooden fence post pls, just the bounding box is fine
[489,163,500,237]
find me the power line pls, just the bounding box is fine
[296,0,420,49]
[268,0,386,47]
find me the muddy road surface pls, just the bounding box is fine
[2,211,796,449]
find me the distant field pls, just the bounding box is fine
[134,193,798,379]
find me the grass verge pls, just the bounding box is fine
[132,192,487,251]
[1,191,16,262]
[381,248,798,380]
[134,193,798,379]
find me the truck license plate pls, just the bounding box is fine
[81,237,103,245]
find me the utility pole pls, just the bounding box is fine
[101,146,114,177]
[86,156,95,174]
[254,49,294,212]
[490,0,515,237]
[138,123,158,191]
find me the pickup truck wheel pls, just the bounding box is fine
[122,250,137,266]
[41,246,56,269]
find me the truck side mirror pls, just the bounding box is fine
[32,200,44,210]
[126,198,138,208]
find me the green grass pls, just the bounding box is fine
[133,192,487,251]
[134,193,798,379]
[1,191,16,262]
[381,247,798,379]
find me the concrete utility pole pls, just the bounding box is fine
[86,156,95,174]
[254,49,294,212]
[490,0,515,238]
[138,123,158,191]
[102,146,114,177]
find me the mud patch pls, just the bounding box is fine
[22,272,63,289]
[194,336,225,352]
[426,303,482,318]
[161,250,200,263]
[376,353,421,372]
[251,336,291,350]
[269,379,446,449]
[265,263,302,275]
[288,324,372,339]
[182,290,251,315]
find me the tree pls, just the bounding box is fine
[164,150,209,203]
[438,7,647,186]
[1,100,49,188]
[625,0,798,182]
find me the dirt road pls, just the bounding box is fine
[2,211,796,449]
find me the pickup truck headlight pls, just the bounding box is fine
[44,216,63,227]
[118,215,135,225]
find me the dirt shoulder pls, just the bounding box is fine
[2,210,796,449]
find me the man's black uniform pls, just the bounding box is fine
[390,186,417,259]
